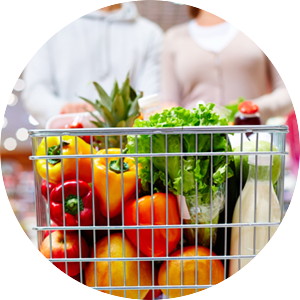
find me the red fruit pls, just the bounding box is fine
[39,231,89,276]
[70,272,85,284]
[44,223,58,238]
[65,121,95,144]
[41,180,56,201]
[65,121,84,129]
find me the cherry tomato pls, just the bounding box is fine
[65,121,95,144]
[65,121,84,129]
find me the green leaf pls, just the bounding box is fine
[130,86,137,101]
[126,114,138,127]
[79,96,100,111]
[116,120,126,127]
[88,111,105,127]
[111,80,119,101]
[100,105,116,127]
[120,73,130,110]
[112,93,126,122]
[128,95,140,117]
[90,120,104,128]
[93,82,112,111]
[225,98,245,123]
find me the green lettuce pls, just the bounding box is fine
[127,103,234,200]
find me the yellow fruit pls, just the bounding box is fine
[85,233,152,299]
[158,246,224,298]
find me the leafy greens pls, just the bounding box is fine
[127,103,234,203]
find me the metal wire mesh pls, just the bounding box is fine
[29,125,288,299]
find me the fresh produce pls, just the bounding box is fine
[71,272,84,283]
[64,120,95,144]
[224,98,244,123]
[80,73,142,148]
[127,103,234,246]
[36,136,96,184]
[144,267,162,299]
[41,180,56,201]
[49,180,99,227]
[233,140,281,187]
[84,233,152,299]
[81,213,123,247]
[39,230,89,276]
[93,148,138,218]
[44,222,58,238]
[124,193,181,257]
[158,246,224,298]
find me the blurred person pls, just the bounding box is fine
[161,7,293,124]
[22,2,163,127]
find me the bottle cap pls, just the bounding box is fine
[138,94,160,109]
[238,101,259,114]
[248,155,273,166]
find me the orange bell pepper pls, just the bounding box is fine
[93,148,138,218]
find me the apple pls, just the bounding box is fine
[70,271,85,284]
[40,230,90,277]
[234,140,281,187]
[43,223,58,238]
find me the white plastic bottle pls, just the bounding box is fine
[229,155,281,276]
[138,94,161,120]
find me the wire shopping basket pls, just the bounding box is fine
[29,125,288,299]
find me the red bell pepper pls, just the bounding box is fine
[49,180,99,227]
[124,193,181,257]
[41,180,56,201]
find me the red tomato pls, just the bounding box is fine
[124,193,181,258]
[238,101,259,114]
[65,121,95,144]
[65,121,84,129]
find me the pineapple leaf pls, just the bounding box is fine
[112,93,126,123]
[79,96,100,111]
[111,80,119,100]
[90,120,104,128]
[120,73,130,112]
[116,120,126,127]
[126,114,138,127]
[130,86,137,101]
[93,82,112,111]
[88,110,105,127]
[100,105,116,127]
[128,92,142,117]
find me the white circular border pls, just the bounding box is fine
[0,0,299,299]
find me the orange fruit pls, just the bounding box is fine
[158,246,224,298]
[84,233,152,299]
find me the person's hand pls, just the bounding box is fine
[60,102,94,114]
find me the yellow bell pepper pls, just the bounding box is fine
[93,148,138,219]
[36,136,96,184]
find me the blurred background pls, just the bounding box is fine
[1,1,298,245]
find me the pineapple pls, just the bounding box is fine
[80,73,142,149]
